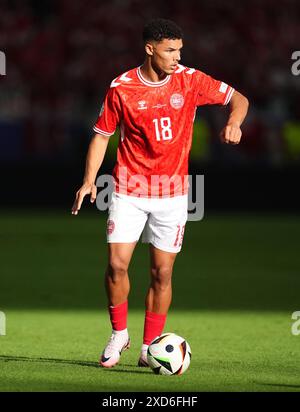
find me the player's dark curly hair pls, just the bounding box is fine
[143,18,183,43]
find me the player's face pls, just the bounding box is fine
[147,38,183,75]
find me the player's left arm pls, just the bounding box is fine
[220,90,249,145]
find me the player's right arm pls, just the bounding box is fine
[71,133,110,215]
[72,84,121,215]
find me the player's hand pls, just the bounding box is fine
[220,123,242,145]
[71,182,97,215]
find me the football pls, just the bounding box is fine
[147,333,191,375]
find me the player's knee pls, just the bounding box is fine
[107,257,128,279]
[150,266,172,291]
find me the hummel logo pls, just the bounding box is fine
[138,100,147,110]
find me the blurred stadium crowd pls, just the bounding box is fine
[0,0,300,167]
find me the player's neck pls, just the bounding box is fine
[140,61,168,83]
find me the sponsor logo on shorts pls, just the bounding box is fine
[170,93,184,109]
[107,219,115,235]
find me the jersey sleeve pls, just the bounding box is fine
[193,70,234,107]
[93,87,121,137]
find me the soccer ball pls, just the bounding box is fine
[147,333,191,375]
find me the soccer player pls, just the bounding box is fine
[72,18,249,368]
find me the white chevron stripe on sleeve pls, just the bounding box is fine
[186,68,196,74]
[110,77,120,88]
[119,72,132,82]
[175,64,186,73]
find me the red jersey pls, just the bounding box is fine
[93,64,234,197]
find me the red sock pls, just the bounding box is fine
[143,310,167,345]
[108,301,128,331]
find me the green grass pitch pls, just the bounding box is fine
[0,212,300,391]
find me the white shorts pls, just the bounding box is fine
[106,192,188,253]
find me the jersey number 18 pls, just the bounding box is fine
[153,117,173,141]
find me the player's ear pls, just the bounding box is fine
[145,42,154,56]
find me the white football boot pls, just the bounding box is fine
[100,329,130,368]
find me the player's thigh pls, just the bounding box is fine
[149,243,177,275]
[107,241,138,272]
[143,195,188,253]
[107,192,148,243]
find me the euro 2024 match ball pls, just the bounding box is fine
[147,333,192,375]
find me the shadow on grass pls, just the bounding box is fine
[0,355,151,374]
[256,382,300,389]
[2,214,300,312]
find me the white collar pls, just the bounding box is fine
[137,66,171,87]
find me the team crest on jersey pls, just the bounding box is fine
[170,93,184,109]
[107,219,115,235]
[138,100,147,110]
